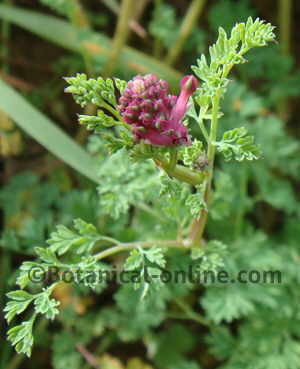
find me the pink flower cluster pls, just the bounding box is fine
[118,74,198,146]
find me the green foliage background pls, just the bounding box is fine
[0,1,300,369]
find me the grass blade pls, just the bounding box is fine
[0,4,182,90]
[0,79,98,183]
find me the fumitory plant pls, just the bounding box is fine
[4,17,276,362]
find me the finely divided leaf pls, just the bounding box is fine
[214,127,261,161]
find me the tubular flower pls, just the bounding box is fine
[117,74,199,146]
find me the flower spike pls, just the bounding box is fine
[118,74,198,146]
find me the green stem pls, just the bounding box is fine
[101,101,132,130]
[207,90,221,164]
[69,0,90,27]
[278,0,292,120]
[100,0,147,38]
[1,0,12,73]
[66,0,94,76]
[189,88,222,245]
[77,106,96,144]
[135,202,167,222]
[155,158,206,186]
[174,298,209,326]
[94,239,185,260]
[96,235,120,245]
[68,1,96,145]
[5,315,44,369]
[165,0,206,66]
[153,0,163,58]
[104,0,134,76]
[168,149,178,171]
[279,0,292,55]
[234,165,248,239]
[5,354,24,369]
[154,38,163,59]
[76,344,99,368]
[198,109,209,143]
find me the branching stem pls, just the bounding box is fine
[94,239,187,260]
[154,158,206,186]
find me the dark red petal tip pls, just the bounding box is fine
[180,75,199,94]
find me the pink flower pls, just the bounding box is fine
[118,74,198,146]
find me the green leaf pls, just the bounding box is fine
[214,126,261,161]
[16,262,41,289]
[185,184,207,219]
[209,0,256,34]
[151,324,198,369]
[39,0,78,19]
[192,17,275,103]
[180,139,205,168]
[34,292,60,320]
[191,240,227,272]
[34,247,59,264]
[114,78,127,93]
[149,2,178,49]
[65,74,117,108]
[6,290,33,301]
[52,331,83,369]
[97,149,159,219]
[253,166,298,214]
[159,174,182,197]
[124,249,144,271]
[7,315,36,357]
[0,79,98,183]
[250,115,300,177]
[210,170,236,220]
[78,111,116,132]
[73,218,98,236]
[144,248,166,268]
[47,219,100,255]
[124,248,166,298]
[4,292,34,323]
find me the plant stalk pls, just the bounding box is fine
[153,0,163,58]
[234,165,248,239]
[174,298,209,326]
[94,239,186,260]
[154,158,206,186]
[165,0,206,66]
[104,0,134,76]
[278,0,292,120]
[188,88,222,245]
[279,0,292,55]
[1,0,12,73]
[101,0,147,38]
